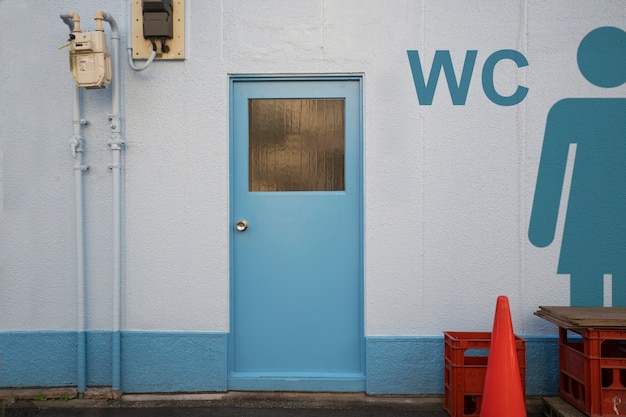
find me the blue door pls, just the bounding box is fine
[229,77,363,391]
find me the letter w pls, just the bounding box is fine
[407,50,477,105]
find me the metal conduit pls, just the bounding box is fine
[60,11,89,398]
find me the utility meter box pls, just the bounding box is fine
[69,31,111,89]
[142,0,174,38]
[132,0,185,60]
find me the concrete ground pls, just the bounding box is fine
[0,391,556,417]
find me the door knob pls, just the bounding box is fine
[236,219,248,232]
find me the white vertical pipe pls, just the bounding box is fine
[110,145,122,397]
[100,11,123,397]
[73,85,88,397]
[61,12,88,398]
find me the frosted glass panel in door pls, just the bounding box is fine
[248,99,345,192]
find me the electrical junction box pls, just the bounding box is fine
[132,0,185,60]
[143,0,174,38]
[69,31,112,89]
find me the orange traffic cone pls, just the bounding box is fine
[480,295,526,417]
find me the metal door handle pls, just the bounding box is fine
[236,219,248,232]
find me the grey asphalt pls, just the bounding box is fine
[1,392,550,417]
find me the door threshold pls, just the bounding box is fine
[228,372,365,392]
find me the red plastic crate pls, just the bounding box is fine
[558,328,626,417]
[443,331,526,417]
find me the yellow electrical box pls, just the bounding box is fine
[131,0,185,60]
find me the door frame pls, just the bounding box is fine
[227,75,365,391]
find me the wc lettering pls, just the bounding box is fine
[407,49,529,106]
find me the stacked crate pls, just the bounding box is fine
[558,327,626,417]
[443,331,526,417]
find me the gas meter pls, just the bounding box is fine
[68,25,111,88]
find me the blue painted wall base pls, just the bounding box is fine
[366,337,443,394]
[0,332,557,395]
[0,331,227,392]
[365,336,559,396]
[122,331,228,392]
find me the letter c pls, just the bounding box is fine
[482,49,529,106]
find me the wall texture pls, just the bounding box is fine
[1,0,624,394]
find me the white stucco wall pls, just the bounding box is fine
[1,0,625,337]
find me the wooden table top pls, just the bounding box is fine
[534,306,626,329]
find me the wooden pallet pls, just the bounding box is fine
[534,306,626,329]
[542,397,586,417]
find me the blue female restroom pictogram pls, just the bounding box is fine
[529,27,626,307]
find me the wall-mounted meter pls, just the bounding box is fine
[69,30,111,89]
[143,0,173,40]
[131,0,185,60]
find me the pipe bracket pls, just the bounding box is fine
[108,134,125,150]
[70,136,84,157]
